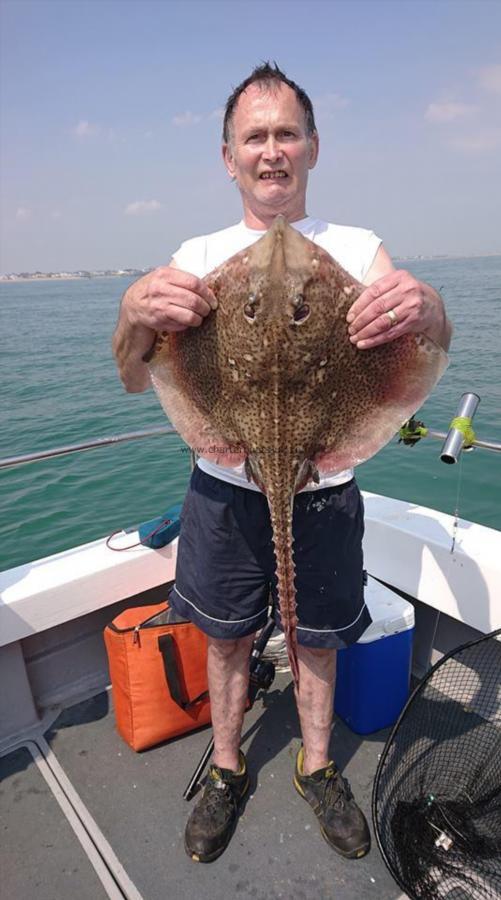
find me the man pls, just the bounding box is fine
[113,63,451,864]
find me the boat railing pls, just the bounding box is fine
[0,422,500,471]
[0,425,186,469]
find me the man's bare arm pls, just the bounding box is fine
[347,244,452,352]
[112,261,217,392]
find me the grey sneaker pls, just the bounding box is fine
[294,747,370,859]
[185,750,249,863]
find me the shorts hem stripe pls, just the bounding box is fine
[294,603,368,633]
[172,584,268,626]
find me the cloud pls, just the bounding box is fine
[51,210,62,219]
[172,110,203,127]
[477,64,501,95]
[313,93,350,119]
[124,200,162,216]
[449,129,501,154]
[15,207,32,220]
[73,120,100,137]
[425,101,475,123]
[171,107,223,127]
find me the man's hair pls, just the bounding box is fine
[222,62,317,143]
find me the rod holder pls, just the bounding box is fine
[440,393,481,464]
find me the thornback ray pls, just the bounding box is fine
[147,216,448,686]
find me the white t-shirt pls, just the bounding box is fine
[172,216,382,492]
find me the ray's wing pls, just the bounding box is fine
[313,333,448,474]
[146,249,263,469]
[147,327,246,468]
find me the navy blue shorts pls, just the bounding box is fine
[170,466,372,649]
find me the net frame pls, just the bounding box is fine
[372,628,501,900]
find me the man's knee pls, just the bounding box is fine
[298,645,337,660]
[298,644,337,677]
[208,633,256,662]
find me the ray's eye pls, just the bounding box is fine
[293,304,310,323]
[293,293,304,308]
[244,292,257,321]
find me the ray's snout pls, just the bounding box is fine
[247,216,310,271]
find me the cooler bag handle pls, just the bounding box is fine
[158,633,209,710]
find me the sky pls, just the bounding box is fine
[1,0,500,272]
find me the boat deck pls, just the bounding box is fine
[1,671,409,900]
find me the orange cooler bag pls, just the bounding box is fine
[104,596,211,751]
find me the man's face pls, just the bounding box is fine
[222,82,319,227]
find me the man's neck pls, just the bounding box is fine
[242,205,309,231]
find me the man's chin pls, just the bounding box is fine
[258,179,290,195]
[241,183,305,224]
[257,186,293,210]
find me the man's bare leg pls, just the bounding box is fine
[184,632,255,862]
[294,644,371,857]
[295,645,337,775]
[208,633,255,771]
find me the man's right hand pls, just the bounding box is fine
[123,264,217,334]
[112,264,217,392]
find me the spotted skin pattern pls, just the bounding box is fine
[148,217,447,686]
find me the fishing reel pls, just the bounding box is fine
[398,417,428,447]
[248,657,276,707]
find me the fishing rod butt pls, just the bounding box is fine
[440,393,481,464]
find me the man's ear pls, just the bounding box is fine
[308,131,319,169]
[222,142,235,178]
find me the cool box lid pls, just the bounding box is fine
[358,576,415,644]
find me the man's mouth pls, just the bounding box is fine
[259,171,288,180]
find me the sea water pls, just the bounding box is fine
[1,256,500,570]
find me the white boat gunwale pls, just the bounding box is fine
[1,492,499,648]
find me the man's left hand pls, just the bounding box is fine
[346,270,448,350]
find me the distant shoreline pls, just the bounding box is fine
[0,275,131,284]
[0,271,150,284]
[1,275,87,283]
[394,254,501,262]
[1,256,500,283]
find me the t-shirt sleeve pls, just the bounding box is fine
[171,236,208,278]
[317,224,383,282]
[358,230,382,282]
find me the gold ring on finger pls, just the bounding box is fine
[386,308,398,327]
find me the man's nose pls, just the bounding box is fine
[262,136,283,162]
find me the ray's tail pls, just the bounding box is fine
[267,492,300,689]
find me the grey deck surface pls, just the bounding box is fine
[3,673,407,900]
[1,746,108,900]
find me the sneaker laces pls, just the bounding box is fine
[205,783,233,814]
[322,766,354,811]
[201,770,236,820]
